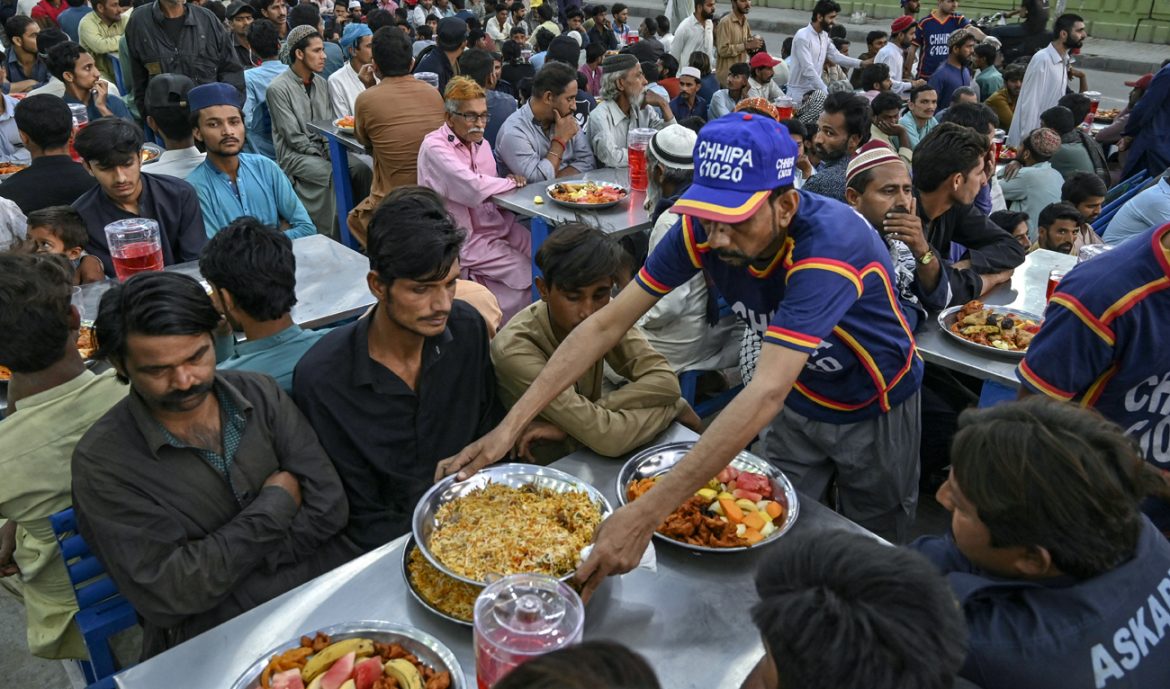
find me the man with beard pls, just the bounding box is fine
[985,63,1023,131]
[185,82,316,239]
[416,77,531,322]
[226,1,259,68]
[899,83,938,148]
[440,114,927,576]
[787,1,867,103]
[803,91,870,202]
[927,28,975,110]
[1030,202,1080,255]
[46,41,132,120]
[669,0,714,74]
[907,0,981,81]
[497,62,595,182]
[587,54,674,168]
[253,0,289,38]
[1007,14,1086,147]
[901,0,920,18]
[875,15,922,95]
[714,0,760,85]
[72,271,356,657]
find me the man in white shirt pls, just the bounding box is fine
[328,22,376,118]
[142,73,206,179]
[411,0,441,28]
[485,4,509,43]
[1007,13,1086,147]
[746,51,782,101]
[876,15,922,95]
[669,0,715,72]
[788,0,868,103]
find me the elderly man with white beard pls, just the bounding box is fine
[416,76,532,322]
[587,53,675,169]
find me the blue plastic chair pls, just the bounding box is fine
[1104,169,1149,203]
[1094,178,1156,236]
[49,507,138,685]
[107,54,126,99]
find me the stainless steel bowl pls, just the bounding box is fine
[616,441,800,553]
[141,142,163,165]
[937,304,1043,360]
[227,620,465,689]
[401,536,477,627]
[412,463,613,586]
[545,181,629,210]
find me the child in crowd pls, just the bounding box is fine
[25,206,104,285]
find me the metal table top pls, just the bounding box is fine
[77,234,375,331]
[308,120,366,155]
[112,424,873,689]
[492,167,653,238]
[915,249,1079,387]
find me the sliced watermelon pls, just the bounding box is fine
[736,472,773,498]
[732,488,762,503]
[353,656,383,689]
[272,669,306,689]
[320,651,356,689]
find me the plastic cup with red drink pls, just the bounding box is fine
[627,127,656,192]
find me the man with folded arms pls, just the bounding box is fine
[73,271,355,657]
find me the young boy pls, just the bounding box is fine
[490,223,700,463]
[972,42,1001,102]
[25,206,104,284]
[669,65,707,122]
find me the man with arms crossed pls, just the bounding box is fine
[441,114,925,597]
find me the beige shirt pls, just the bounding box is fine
[78,11,131,85]
[714,11,751,85]
[491,301,687,463]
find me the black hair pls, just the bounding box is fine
[655,14,670,35]
[1002,63,1025,82]
[781,36,793,58]
[973,42,997,66]
[493,641,661,689]
[831,36,849,52]
[911,122,988,193]
[1053,13,1083,41]
[94,271,221,381]
[14,94,73,150]
[585,42,606,64]
[857,63,889,91]
[508,0,524,12]
[565,6,584,21]
[590,3,607,18]
[640,60,659,82]
[35,27,68,58]
[1037,201,1082,229]
[728,61,750,78]
[536,222,623,292]
[372,25,413,76]
[1062,171,1107,205]
[532,61,577,99]
[508,23,526,37]
[687,50,711,76]
[199,217,297,322]
[44,40,85,81]
[865,30,887,47]
[811,0,840,23]
[65,0,86,7]
[206,1,227,23]
[908,83,936,102]
[657,53,678,78]
[248,18,282,59]
[288,2,321,29]
[26,205,88,251]
[367,8,396,31]
[0,254,74,373]
[871,90,903,117]
[828,23,847,40]
[611,2,627,15]
[251,0,282,14]
[952,397,1158,579]
[367,186,466,285]
[939,101,999,133]
[1056,92,1091,127]
[779,118,807,139]
[1039,105,1076,136]
[536,2,553,21]
[500,37,522,62]
[534,27,554,52]
[678,115,705,134]
[989,209,1029,234]
[949,85,977,105]
[753,529,967,689]
[822,91,871,142]
[73,117,144,167]
[546,36,580,67]
[4,16,34,43]
[417,25,434,40]
[458,48,493,87]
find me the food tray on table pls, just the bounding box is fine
[413,463,613,586]
[617,441,800,553]
[937,301,1042,359]
[228,620,465,689]
[141,143,163,165]
[545,181,629,210]
[402,535,478,626]
[334,116,356,134]
[0,161,28,179]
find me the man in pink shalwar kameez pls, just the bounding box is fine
[417,76,532,323]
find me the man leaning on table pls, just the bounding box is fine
[441,114,928,589]
[72,271,357,658]
[587,54,673,169]
[497,61,595,183]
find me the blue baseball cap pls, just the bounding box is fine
[670,113,798,224]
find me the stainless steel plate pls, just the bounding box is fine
[545,181,630,210]
[401,536,477,627]
[141,143,163,165]
[937,304,1043,360]
[334,118,355,134]
[616,441,800,553]
[412,463,613,586]
[227,620,465,689]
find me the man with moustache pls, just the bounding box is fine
[72,271,356,657]
[670,0,715,72]
[714,0,760,85]
[440,114,927,572]
[185,83,316,239]
[587,54,674,168]
[1030,202,1081,255]
[804,91,870,202]
[788,0,868,103]
[874,15,922,95]
[1007,14,1087,147]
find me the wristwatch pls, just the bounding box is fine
[918,250,935,265]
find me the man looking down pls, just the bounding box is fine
[440,114,926,591]
[587,54,672,169]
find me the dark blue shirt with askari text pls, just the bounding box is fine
[635,190,923,424]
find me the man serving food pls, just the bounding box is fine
[438,113,924,598]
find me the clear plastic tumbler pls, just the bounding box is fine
[627,127,656,192]
[104,218,164,282]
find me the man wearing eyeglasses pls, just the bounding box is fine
[417,76,531,322]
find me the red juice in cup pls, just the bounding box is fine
[627,127,656,192]
[105,218,164,281]
[1085,91,1101,115]
[774,95,794,121]
[1046,269,1065,302]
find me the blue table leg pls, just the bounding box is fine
[325,135,357,249]
[531,216,550,302]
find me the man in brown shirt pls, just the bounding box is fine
[72,272,357,658]
[349,26,445,245]
[714,0,761,85]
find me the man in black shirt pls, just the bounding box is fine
[0,95,95,214]
[71,117,207,276]
[294,187,503,552]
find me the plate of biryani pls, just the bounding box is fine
[412,464,612,586]
[402,536,478,626]
[938,300,1042,358]
[545,181,629,210]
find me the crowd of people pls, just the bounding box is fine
[1,0,1170,687]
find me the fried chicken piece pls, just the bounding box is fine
[426,672,452,689]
